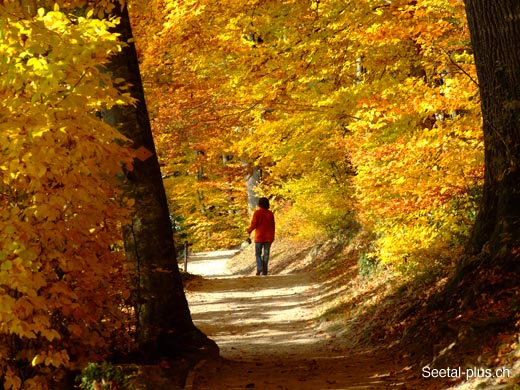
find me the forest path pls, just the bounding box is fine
[183,250,425,390]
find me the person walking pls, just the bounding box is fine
[247,197,275,276]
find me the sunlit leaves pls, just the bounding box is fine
[133,0,483,272]
[1,4,134,388]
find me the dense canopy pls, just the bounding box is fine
[131,0,482,272]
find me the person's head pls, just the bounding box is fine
[257,197,270,210]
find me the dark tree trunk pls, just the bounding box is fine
[464,0,520,258]
[103,5,218,361]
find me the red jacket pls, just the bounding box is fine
[247,208,275,243]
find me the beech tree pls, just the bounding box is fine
[463,0,520,258]
[103,4,218,360]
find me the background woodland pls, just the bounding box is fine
[131,0,482,274]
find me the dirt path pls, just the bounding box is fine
[183,251,425,390]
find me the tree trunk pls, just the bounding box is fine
[464,0,520,258]
[244,163,261,213]
[104,5,218,361]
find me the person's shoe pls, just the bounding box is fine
[256,270,261,276]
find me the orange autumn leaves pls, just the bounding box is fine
[348,0,482,272]
[132,0,483,267]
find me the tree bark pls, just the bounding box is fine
[104,5,218,361]
[244,163,261,213]
[464,0,520,258]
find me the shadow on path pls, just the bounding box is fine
[187,273,322,360]
[184,252,421,390]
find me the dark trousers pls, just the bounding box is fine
[255,242,272,275]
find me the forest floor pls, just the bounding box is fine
[181,241,474,390]
[181,238,520,389]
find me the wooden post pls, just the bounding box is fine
[183,241,188,272]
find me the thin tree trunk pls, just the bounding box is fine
[244,163,261,213]
[103,4,218,361]
[464,0,520,258]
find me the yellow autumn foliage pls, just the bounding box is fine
[132,0,482,276]
[1,5,134,388]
